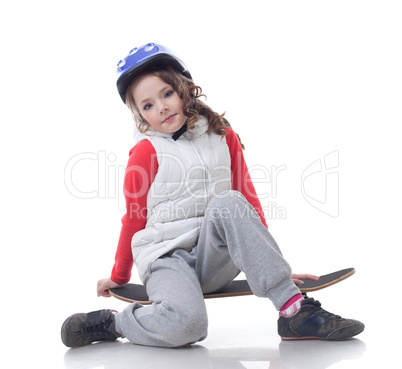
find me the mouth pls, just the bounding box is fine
[162,114,176,123]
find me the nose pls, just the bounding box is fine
[159,101,169,114]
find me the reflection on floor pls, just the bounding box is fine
[64,331,366,369]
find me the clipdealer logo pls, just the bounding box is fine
[301,150,339,218]
[64,151,126,210]
[64,150,340,218]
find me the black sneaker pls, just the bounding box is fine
[278,298,364,340]
[61,309,120,347]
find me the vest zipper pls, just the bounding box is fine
[190,138,210,211]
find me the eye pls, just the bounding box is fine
[143,103,153,111]
[164,90,174,98]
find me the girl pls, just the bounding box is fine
[61,43,364,348]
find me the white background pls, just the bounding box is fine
[1,1,401,368]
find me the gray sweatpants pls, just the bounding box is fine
[115,190,300,347]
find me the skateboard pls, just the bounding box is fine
[109,267,355,304]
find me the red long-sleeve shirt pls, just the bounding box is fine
[111,129,267,284]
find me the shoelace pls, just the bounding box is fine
[313,300,342,319]
[83,319,112,339]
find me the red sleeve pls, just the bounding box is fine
[225,129,268,228]
[110,140,158,284]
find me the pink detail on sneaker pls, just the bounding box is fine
[281,294,303,311]
[280,294,303,318]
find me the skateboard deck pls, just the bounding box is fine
[109,267,355,305]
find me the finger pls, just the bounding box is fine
[98,286,111,298]
[102,290,111,298]
[97,279,106,295]
[97,282,107,297]
[292,279,304,286]
[293,274,319,281]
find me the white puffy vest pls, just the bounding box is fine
[131,117,231,280]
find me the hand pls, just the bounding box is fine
[97,278,123,297]
[292,273,319,286]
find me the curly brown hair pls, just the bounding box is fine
[125,65,245,149]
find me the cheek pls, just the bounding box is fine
[175,97,185,111]
[142,110,157,125]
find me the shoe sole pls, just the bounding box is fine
[282,336,344,341]
[281,328,364,341]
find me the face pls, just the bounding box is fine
[132,74,187,134]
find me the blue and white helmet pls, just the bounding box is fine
[116,42,191,103]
